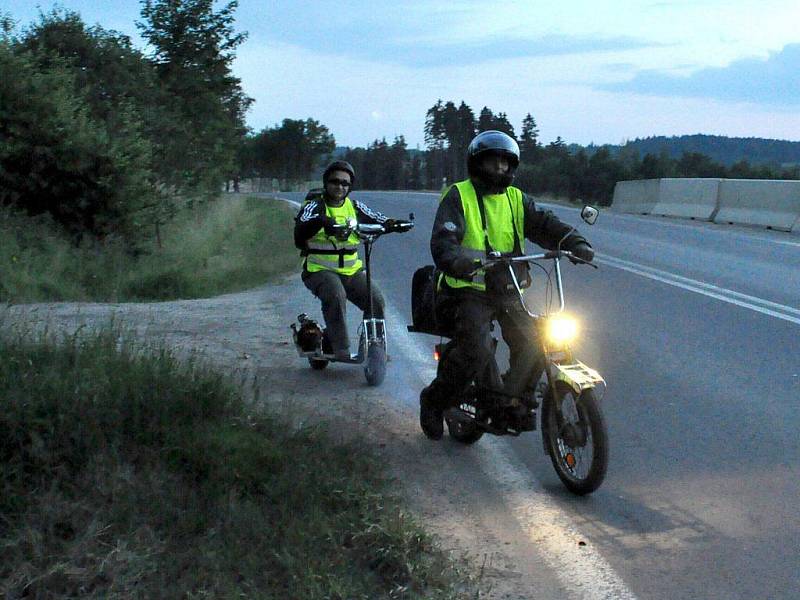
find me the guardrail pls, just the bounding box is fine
[612,178,800,232]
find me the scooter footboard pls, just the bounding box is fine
[553,361,604,394]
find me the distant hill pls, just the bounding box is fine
[574,134,800,167]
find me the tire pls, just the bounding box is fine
[542,382,608,495]
[308,357,329,370]
[445,410,484,444]
[364,343,386,386]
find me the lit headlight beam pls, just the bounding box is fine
[546,315,578,345]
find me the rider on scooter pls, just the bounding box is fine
[294,160,410,360]
[419,131,595,439]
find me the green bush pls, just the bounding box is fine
[0,42,155,241]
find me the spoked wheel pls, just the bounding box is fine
[542,381,608,495]
[445,407,484,444]
[308,357,329,370]
[364,342,386,386]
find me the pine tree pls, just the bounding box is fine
[520,113,540,163]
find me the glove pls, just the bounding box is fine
[321,216,337,237]
[384,219,410,232]
[451,256,482,279]
[568,242,594,264]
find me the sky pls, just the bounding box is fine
[4,0,800,148]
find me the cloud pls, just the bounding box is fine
[382,34,654,68]
[601,43,800,106]
[271,30,653,68]
[251,2,656,68]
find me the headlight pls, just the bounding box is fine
[545,315,578,346]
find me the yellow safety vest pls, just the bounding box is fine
[443,180,525,292]
[305,197,363,275]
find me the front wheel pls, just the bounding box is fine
[542,382,608,495]
[364,342,386,386]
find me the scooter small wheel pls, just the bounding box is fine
[364,343,386,386]
[308,357,329,370]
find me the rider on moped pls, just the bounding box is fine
[294,160,410,360]
[419,131,595,439]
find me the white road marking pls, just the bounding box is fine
[275,196,301,210]
[478,440,638,600]
[384,302,638,600]
[596,254,800,326]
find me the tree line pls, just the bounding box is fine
[362,100,800,204]
[614,134,800,168]
[1,1,250,244]
[239,99,798,206]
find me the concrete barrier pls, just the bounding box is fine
[611,179,659,214]
[650,178,720,220]
[713,179,800,231]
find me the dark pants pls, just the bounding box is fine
[431,288,543,406]
[302,269,385,352]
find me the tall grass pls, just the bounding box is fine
[0,326,474,598]
[0,195,301,303]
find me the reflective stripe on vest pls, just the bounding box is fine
[305,197,363,275]
[444,180,525,292]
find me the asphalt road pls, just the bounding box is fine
[281,190,800,599]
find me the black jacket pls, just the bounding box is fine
[431,181,590,279]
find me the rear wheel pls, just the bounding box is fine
[364,343,386,386]
[542,382,608,495]
[308,357,329,370]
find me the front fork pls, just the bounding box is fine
[540,343,605,453]
[357,317,387,360]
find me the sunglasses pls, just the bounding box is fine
[327,178,351,187]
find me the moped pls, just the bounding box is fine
[291,215,414,386]
[412,206,608,495]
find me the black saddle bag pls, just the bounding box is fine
[409,265,449,336]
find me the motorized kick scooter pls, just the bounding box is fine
[292,214,414,386]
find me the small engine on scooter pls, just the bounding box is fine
[291,313,323,352]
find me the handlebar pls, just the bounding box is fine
[466,249,597,317]
[471,249,596,274]
[330,218,414,238]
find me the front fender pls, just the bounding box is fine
[553,361,604,395]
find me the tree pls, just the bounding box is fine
[138,0,252,195]
[493,112,515,138]
[0,42,152,240]
[247,118,335,182]
[18,9,160,127]
[637,150,674,179]
[675,152,725,178]
[519,113,540,163]
[477,106,494,132]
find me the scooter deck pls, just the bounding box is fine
[298,349,364,364]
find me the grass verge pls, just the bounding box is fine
[0,325,474,598]
[0,194,301,303]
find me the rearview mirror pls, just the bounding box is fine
[581,205,599,225]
